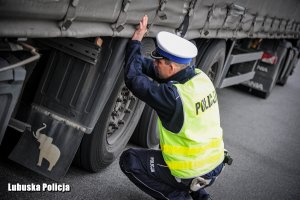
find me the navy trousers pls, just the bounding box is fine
[119,148,224,200]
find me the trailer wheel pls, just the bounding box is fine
[131,105,159,149]
[260,40,290,98]
[195,39,226,85]
[78,71,144,172]
[277,47,298,86]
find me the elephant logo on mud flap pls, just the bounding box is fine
[32,123,61,171]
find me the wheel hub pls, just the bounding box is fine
[208,63,218,81]
[106,86,136,145]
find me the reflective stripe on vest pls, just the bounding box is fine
[158,68,224,178]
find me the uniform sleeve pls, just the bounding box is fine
[125,40,157,80]
[124,40,177,123]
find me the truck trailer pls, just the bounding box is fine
[0,0,299,179]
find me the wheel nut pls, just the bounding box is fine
[125,109,131,113]
[129,96,136,101]
[112,111,119,116]
[116,97,122,102]
[118,120,125,125]
[109,122,117,127]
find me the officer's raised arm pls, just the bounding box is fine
[125,15,157,80]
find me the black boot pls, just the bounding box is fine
[190,189,210,200]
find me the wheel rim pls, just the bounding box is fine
[106,85,137,145]
[207,62,218,82]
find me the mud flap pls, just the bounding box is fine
[9,106,84,180]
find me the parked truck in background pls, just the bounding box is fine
[0,0,299,180]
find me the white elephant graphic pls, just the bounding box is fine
[32,123,61,171]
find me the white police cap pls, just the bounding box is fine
[151,31,198,64]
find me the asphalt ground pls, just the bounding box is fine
[0,62,300,200]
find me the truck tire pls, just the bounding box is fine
[131,105,159,149]
[77,70,145,172]
[277,47,297,86]
[261,40,290,98]
[195,39,226,85]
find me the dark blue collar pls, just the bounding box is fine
[164,65,197,84]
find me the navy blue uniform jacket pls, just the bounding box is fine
[124,40,197,133]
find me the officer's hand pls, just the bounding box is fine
[132,15,148,41]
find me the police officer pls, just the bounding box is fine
[119,15,226,200]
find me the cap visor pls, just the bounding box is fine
[150,50,164,59]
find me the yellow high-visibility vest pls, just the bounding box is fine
[158,69,224,178]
